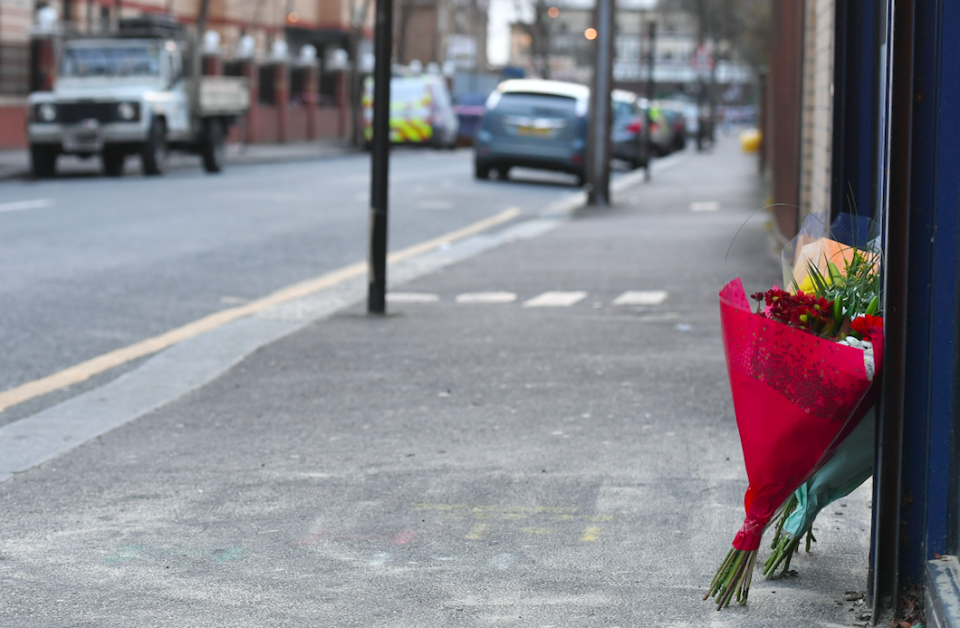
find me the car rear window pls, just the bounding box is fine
[495,93,577,117]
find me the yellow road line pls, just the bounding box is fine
[581,526,602,542]
[465,523,489,540]
[0,208,522,414]
[519,527,554,535]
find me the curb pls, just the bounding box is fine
[0,141,362,181]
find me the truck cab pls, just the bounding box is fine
[27,16,248,177]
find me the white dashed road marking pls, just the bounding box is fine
[689,201,720,212]
[417,200,453,210]
[522,291,588,308]
[387,292,440,303]
[612,290,669,306]
[455,292,518,304]
[0,199,53,213]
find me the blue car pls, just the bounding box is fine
[474,80,651,184]
[474,79,590,184]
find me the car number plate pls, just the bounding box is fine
[517,126,553,137]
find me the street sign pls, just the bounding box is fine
[690,44,714,73]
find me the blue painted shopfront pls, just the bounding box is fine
[845,0,960,623]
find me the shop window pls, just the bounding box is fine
[318,71,339,107]
[224,60,244,77]
[289,66,306,105]
[258,65,276,105]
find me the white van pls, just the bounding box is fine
[362,74,459,149]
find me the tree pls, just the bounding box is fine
[513,0,551,78]
[658,0,770,72]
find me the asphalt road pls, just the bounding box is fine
[0,148,596,421]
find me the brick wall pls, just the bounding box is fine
[802,0,835,220]
[0,96,27,148]
[766,0,805,241]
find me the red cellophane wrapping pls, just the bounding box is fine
[719,278,883,551]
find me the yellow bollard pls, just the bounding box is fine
[740,128,762,153]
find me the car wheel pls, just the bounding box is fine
[30,145,57,178]
[496,166,510,180]
[141,118,167,176]
[102,147,125,177]
[474,161,491,179]
[201,118,225,174]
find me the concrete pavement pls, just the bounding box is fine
[0,139,876,627]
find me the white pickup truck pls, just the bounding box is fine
[26,17,249,177]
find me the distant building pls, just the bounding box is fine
[0,0,378,147]
[507,0,752,100]
[395,0,489,72]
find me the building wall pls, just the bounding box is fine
[797,0,817,216]
[764,0,804,240]
[0,94,26,147]
[399,4,438,64]
[804,0,834,219]
[0,0,366,147]
[0,0,33,94]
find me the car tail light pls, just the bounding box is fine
[627,119,642,134]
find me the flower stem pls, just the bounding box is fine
[705,549,758,610]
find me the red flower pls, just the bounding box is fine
[851,314,883,336]
[750,288,836,335]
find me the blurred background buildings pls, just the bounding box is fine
[0,0,763,149]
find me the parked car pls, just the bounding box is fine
[658,100,689,153]
[642,101,675,156]
[453,93,488,146]
[474,79,589,183]
[362,73,459,149]
[611,89,651,169]
[26,15,249,177]
[476,80,657,183]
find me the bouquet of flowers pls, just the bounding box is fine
[705,213,883,609]
[763,406,875,577]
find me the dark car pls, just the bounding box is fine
[611,89,651,169]
[453,93,488,146]
[474,79,590,183]
[659,100,689,153]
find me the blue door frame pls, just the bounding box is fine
[865,0,960,618]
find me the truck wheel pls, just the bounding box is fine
[30,145,57,178]
[102,147,125,177]
[201,118,225,173]
[141,118,167,176]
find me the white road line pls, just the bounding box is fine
[387,292,440,303]
[417,200,453,210]
[523,291,588,308]
[455,292,517,304]
[612,290,669,306]
[690,201,721,212]
[0,199,53,213]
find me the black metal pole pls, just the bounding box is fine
[367,0,393,314]
[586,0,614,205]
[644,19,656,181]
[870,0,913,616]
[695,0,705,151]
